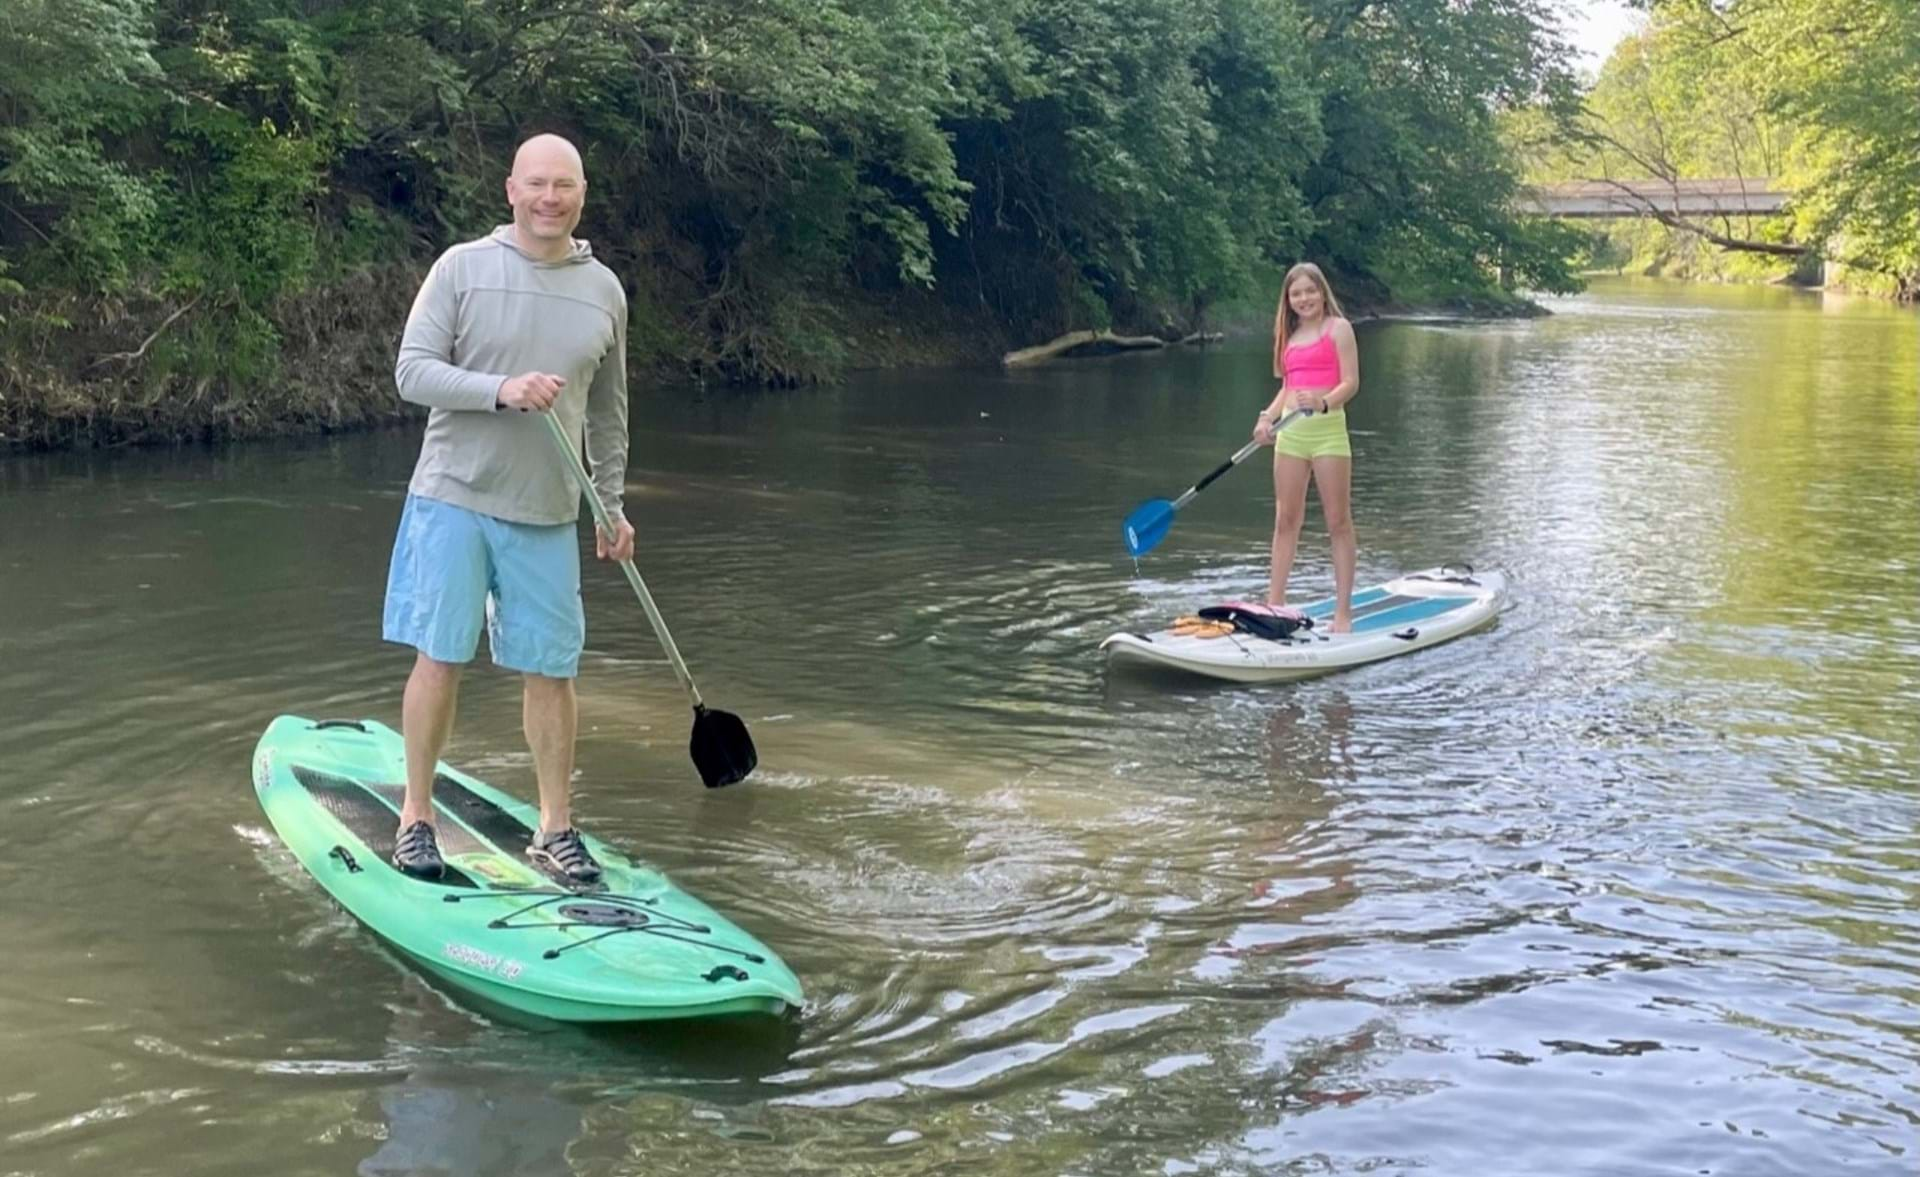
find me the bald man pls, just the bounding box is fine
[383,134,635,885]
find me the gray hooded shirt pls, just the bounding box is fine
[395,225,628,526]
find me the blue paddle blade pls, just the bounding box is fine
[1123,498,1177,557]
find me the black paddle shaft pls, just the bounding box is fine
[1191,454,1241,494]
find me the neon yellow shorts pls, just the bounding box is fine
[1273,408,1351,460]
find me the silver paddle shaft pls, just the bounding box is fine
[1170,408,1311,510]
[541,412,705,710]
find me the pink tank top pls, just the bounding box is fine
[1281,329,1341,390]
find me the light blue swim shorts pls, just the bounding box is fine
[382,495,584,678]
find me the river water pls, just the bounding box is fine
[1,278,1916,1175]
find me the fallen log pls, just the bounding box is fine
[1001,328,1221,368]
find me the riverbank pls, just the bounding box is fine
[0,272,1020,452]
[0,273,1547,452]
[1577,219,1917,302]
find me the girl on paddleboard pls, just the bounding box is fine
[1252,262,1359,632]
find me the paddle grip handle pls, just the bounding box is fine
[540,412,706,711]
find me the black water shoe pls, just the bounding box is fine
[528,827,602,885]
[393,820,445,880]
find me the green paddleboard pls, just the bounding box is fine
[251,715,803,1023]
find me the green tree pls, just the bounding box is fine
[3,0,1625,446]
[1713,0,1920,295]
[944,0,1323,336]
[0,0,162,292]
[1539,0,1919,298]
[1296,0,1588,301]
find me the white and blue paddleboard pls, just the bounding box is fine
[1102,565,1507,684]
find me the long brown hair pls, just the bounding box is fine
[1273,262,1347,354]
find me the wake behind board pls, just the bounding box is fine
[1102,565,1506,684]
[251,715,802,1023]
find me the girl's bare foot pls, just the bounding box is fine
[1331,611,1352,634]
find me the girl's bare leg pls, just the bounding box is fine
[1269,455,1312,605]
[1311,455,1355,632]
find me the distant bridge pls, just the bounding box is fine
[1521,178,1790,219]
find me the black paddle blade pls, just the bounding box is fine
[690,704,756,788]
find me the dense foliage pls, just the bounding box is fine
[1522,0,1918,298]
[2,0,1583,445]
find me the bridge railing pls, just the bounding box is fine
[1522,178,1789,218]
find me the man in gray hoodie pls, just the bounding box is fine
[381,133,632,885]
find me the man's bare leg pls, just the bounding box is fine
[400,652,462,828]
[523,673,577,835]
[523,673,602,883]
